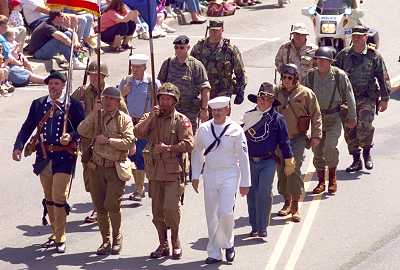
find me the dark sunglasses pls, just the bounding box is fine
[174,45,186,50]
[282,75,294,81]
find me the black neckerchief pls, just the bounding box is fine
[204,123,231,156]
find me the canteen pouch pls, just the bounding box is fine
[23,141,36,157]
[297,115,311,134]
[115,159,133,181]
[81,146,93,163]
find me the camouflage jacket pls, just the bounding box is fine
[335,45,391,101]
[191,38,247,98]
[275,40,317,82]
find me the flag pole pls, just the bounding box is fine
[97,0,102,133]
[147,0,157,106]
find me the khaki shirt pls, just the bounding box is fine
[157,56,211,115]
[304,66,357,120]
[275,40,317,82]
[275,84,322,139]
[72,84,128,152]
[134,110,194,181]
[77,109,135,161]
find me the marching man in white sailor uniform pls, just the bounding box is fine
[191,96,251,264]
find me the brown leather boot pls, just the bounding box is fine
[171,227,182,260]
[277,195,291,216]
[328,167,337,194]
[150,227,169,259]
[312,170,326,194]
[290,197,301,223]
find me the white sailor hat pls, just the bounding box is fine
[208,96,231,109]
[129,54,149,65]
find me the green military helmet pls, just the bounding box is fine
[157,83,180,102]
[87,61,109,77]
[102,86,121,99]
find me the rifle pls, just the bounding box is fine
[63,29,77,198]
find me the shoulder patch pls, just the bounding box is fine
[183,118,192,128]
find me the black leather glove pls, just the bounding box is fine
[234,92,244,105]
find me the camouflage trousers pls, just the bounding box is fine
[343,97,375,154]
[277,134,306,196]
[312,114,342,170]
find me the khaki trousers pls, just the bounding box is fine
[39,162,71,243]
[90,165,125,243]
[150,180,182,246]
[132,169,145,195]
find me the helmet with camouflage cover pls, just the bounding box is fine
[157,83,180,102]
[87,61,109,76]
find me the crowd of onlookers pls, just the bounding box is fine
[0,0,268,97]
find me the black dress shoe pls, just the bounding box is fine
[225,247,235,262]
[205,257,222,264]
[56,242,66,253]
[258,230,267,238]
[96,242,111,255]
[249,230,258,237]
[41,239,56,248]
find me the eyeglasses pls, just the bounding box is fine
[174,45,186,50]
[282,75,294,81]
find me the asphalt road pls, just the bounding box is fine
[0,0,399,269]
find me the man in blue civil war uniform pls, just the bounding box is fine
[242,82,295,238]
[12,70,85,253]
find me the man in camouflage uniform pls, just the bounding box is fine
[275,64,322,222]
[275,23,317,82]
[335,25,391,172]
[191,20,247,104]
[158,35,211,133]
[77,86,135,255]
[304,47,357,194]
[72,61,127,223]
[135,83,194,260]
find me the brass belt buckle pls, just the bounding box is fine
[248,128,256,137]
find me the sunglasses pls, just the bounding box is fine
[174,45,186,50]
[282,75,294,81]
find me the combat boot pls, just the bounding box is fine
[171,227,182,259]
[328,167,337,194]
[96,241,111,255]
[363,148,373,170]
[346,153,363,172]
[312,170,326,194]
[277,195,291,216]
[111,235,123,255]
[150,227,170,259]
[290,197,301,223]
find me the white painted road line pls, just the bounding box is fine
[265,160,315,270]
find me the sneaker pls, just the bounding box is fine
[161,23,176,33]
[73,58,86,70]
[138,32,150,40]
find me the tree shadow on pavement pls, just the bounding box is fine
[17,220,98,237]
[234,216,249,229]
[70,202,93,214]
[336,169,370,181]
[390,91,400,100]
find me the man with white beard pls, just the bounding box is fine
[191,96,251,264]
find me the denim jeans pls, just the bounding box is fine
[101,22,136,43]
[34,31,73,61]
[176,0,201,12]
[247,158,276,232]
[77,14,93,40]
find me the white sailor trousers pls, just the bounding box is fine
[203,167,239,260]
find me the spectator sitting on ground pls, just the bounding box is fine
[155,0,176,34]
[0,45,13,96]
[4,29,32,71]
[176,0,206,24]
[0,23,44,90]
[20,0,92,37]
[62,8,96,49]
[8,0,27,49]
[25,11,86,70]
[99,0,138,51]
